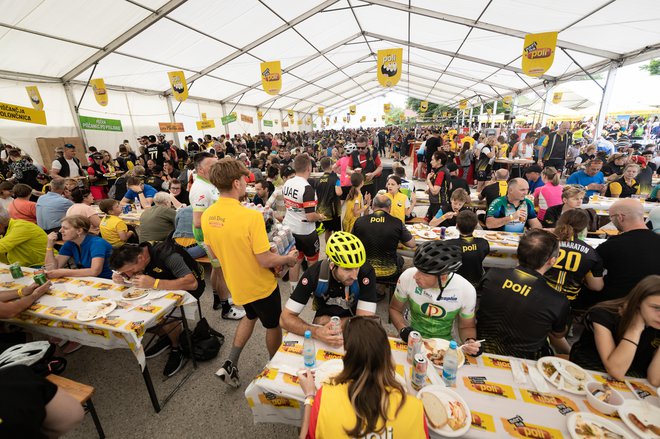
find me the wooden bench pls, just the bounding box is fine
[46,374,105,438]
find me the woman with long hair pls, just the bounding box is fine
[384,175,409,224]
[298,317,428,438]
[605,163,641,198]
[342,173,370,233]
[541,185,585,228]
[533,167,563,221]
[570,275,660,384]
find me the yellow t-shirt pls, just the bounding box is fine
[202,197,276,305]
[385,191,407,224]
[342,192,363,233]
[99,215,128,248]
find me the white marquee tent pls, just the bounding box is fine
[1,0,659,162]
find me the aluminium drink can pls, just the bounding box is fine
[407,331,422,364]
[10,263,24,279]
[440,227,446,239]
[330,316,341,334]
[411,353,428,390]
[33,273,48,285]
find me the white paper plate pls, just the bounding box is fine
[417,230,438,240]
[76,300,116,322]
[422,338,466,370]
[121,289,149,301]
[536,356,593,395]
[618,400,660,439]
[567,412,632,439]
[314,359,344,388]
[418,385,471,437]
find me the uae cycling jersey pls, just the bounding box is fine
[282,176,317,235]
[394,267,476,340]
[544,238,604,301]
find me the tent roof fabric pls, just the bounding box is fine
[2,0,659,116]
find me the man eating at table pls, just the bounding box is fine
[485,178,542,233]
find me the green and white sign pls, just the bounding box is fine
[221,113,237,125]
[79,115,123,132]
[263,120,273,127]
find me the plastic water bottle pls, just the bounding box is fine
[303,330,316,368]
[442,340,458,387]
[134,196,142,212]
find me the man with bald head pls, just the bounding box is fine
[486,178,542,232]
[539,121,572,172]
[479,168,510,209]
[596,199,660,301]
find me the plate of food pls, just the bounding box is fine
[417,230,438,240]
[567,412,632,439]
[618,400,660,439]
[419,385,471,437]
[422,339,466,370]
[314,359,344,388]
[76,300,116,322]
[121,289,149,301]
[483,232,505,241]
[536,357,593,395]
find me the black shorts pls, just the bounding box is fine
[293,231,320,261]
[476,170,491,181]
[321,217,341,232]
[340,186,351,200]
[243,287,281,329]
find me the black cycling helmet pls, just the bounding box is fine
[413,241,462,275]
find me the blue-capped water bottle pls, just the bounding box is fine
[442,340,458,387]
[303,330,316,368]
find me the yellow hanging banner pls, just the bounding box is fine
[168,71,188,102]
[201,112,207,120]
[486,108,492,115]
[334,117,337,123]
[399,113,405,121]
[25,86,43,111]
[260,61,282,95]
[257,110,263,120]
[297,119,303,125]
[317,107,324,116]
[502,96,512,109]
[459,100,467,110]
[349,105,356,115]
[552,92,563,104]
[383,103,391,114]
[360,116,366,122]
[196,119,215,130]
[342,117,347,122]
[377,48,403,88]
[0,102,47,125]
[325,117,330,125]
[522,32,558,77]
[90,78,108,106]
[287,109,294,118]
[420,100,428,113]
[306,117,311,124]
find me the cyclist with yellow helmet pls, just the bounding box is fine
[280,232,378,348]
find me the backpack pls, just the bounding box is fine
[178,318,224,361]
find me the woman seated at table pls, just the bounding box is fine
[8,183,37,223]
[45,215,113,279]
[541,185,586,228]
[533,167,563,222]
[570,275,660,385]
[605,163,641,198]
[298,316,428,439]
[428,188,470,227]
[384,175,410,224]
[66,188,101,235]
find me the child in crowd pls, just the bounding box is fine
[444,210,490,287]
[342,172,370,233]
[98,199,134,247]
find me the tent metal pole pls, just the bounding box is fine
[461,109,465,127]
[256,108,263,133]
[491,101,497,128]
[221,103,230,136]
[468,107,473,130]
[594,63,619,140]
[165,96,181,148]
[540,86,553,127]
[76,62,98,111]
[63,83,89,149]
[478,104,483,131]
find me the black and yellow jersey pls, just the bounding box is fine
[476,266,570,359]
[544,238,604,301]
[444,235,490,286]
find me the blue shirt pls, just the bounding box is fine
[528,177,545,194]
[566,171,605,196]
[36,192,74,231]
[59,234,113,279]
[123,184,158,202]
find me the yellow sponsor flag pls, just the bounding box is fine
[317,107,324,116]
[168,71,188,102]
[420,100,428,113]
[486,108,492,115]
[201,112,207,120]
[552,92,563,104]
[306,117,311,124]
[0,102,47,125]
[502,96,512,109]
[333,117,337,123]
[399,113,405,121]
[298,119,303,125]
[342,117,347,122]
[90,78,108,106]
[257,110,263,120]
[522,32,558,77]
[196,119,215,130]
[287,109,294,118]
[459,100,467,110]
[260,61,282,95]
[325,117,329,125]
[25,86,43,111]
[377,48,403,88]
[383,103,391,114]
[349,105,356,115]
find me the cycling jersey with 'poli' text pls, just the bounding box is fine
[282,176,317,235]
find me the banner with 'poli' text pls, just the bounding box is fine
[552,92,563,104]
[522,32,558,77]
[90,78,108,106]
[260,61,282,95]
[459,100,467,110]
[420,100,428,113]
[168,71,188,102]
[349,105,356,115]
[377,48,402,87]
[25,86,43,111]
[383,103,391,114]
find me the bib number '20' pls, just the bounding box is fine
[553,249,581,272]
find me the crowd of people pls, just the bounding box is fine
[0,117,659,438]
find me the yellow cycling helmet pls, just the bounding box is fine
[325,232,365,269]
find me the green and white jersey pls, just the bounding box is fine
[394,267,476,340]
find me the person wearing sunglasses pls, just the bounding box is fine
[297,316,428,439]
[346,136,383,200]
[280,232,378,348]
[389,241,481,356]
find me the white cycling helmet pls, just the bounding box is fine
[0,341,52,370]
[344,143,357,155]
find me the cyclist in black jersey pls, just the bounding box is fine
[444,210,490,287]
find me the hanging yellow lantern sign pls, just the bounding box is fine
[257,110,263,120]
[260,61,282,95]
[486,108,493,115]
[521,32,558,77]
[342,117,347,122]
[502,96,512,109]
[383,103,391,114]
[552,92,563,104]
[334,117,337,123]
[459,100,467,110]
[25,86,43,111]
[90,78,109,106]
[167,71,188,102]
[377,48,403,87]
[349,105,356,115]
[420,100,428,113]
[317,107,324,116]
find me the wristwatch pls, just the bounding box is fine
[304,396,315,406]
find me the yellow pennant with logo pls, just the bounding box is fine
[459,100,467,110]
[381,114,385,120]
[349,105,356,115]
[168,71,188,102]
[502,96,512,109]
[257,110,263,120]
[306,117,311,124]
[522,32,558,77]
[383,103,391,114]
[260,61,282,95]
[420,100,428,113]
[377,48,402,87]
[552,92,563,104]
[486,108,492,114]
[334,117,337,123]
[342,117,347,122]
[25,86,43,111]
[317,107,324,116]
[399,113,405,121]
[297,119,303,125]
[90,78,108,106]
[325,117,329,125]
